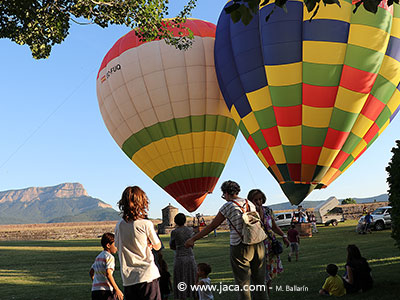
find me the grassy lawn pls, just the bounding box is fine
[0,220,399,299]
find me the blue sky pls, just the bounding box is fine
[0,0,398,219]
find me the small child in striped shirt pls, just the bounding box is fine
[89,232,123,300]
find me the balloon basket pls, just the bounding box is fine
[295,223,312,237]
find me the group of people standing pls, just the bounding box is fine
[185,181,289,300]
[89,181,373,300]
[291,206,318,233]
[90,185,215,300]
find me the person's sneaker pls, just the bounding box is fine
[288,255,291,262]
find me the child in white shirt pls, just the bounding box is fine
[90,232,123,300]
[197,263,214,300]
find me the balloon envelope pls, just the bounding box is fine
[215,1,400,205]
[97,19,238,212]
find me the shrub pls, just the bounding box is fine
[341,198,356,205]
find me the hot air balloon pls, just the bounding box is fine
[215,0,400,205]
[97,19,238,212]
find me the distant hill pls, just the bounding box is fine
[0,183,120,224]
[268,194,388,211]
[268,200,325,211]
[352,194,388,203]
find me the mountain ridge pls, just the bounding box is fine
[0,183,389,224]
[268,194,389,211]
[0,183,119,225]
[0,182,88,203]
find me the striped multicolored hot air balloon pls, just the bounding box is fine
[97,19,238,212]
[215,0,400,205]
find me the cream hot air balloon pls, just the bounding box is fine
[96,19,238,212]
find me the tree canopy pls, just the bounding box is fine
[386,140,400,250]
[0,0,197,59]
[0,0,396,59]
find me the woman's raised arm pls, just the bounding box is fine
[185,212,226,248]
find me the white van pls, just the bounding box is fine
[274,212,293,228]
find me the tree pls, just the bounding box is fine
[1,0,396,59]
[0,0,197,59]
[386,140,400,250]
[341,198,356,205]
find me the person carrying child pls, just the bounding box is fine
[196,263,214,300]
[287,224,300,262]
[319,264,346,297]
[89,232,124,300]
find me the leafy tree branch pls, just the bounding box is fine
[0,0,197,59]
[1,0,397,59]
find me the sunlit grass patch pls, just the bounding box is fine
[0,269,51,285]
[0,221,399,300]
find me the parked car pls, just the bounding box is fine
[356,206,392,232]
[274,212,294,228]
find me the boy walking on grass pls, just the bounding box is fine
[90,232,123,300]
[287,224,300,262]
[319,264,346,296]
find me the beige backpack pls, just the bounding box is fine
[228,199,268,245]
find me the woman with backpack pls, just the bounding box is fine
[247,189,289,296]
[185,180,267,300]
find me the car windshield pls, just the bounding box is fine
[372,208,386,215]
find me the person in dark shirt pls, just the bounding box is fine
[363,212,373,234]
[343,244,373,293]
[287,225,300,262]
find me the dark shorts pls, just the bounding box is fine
[92,290,113,300]
[290,242,299,253]
[124,278,161,300]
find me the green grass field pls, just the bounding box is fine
[0,220,399,300]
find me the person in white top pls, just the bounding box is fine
[185,180,267,300]
[114,186,162,300]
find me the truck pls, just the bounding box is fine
[313,197,345,226]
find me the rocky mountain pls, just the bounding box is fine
[0,183,120,224]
